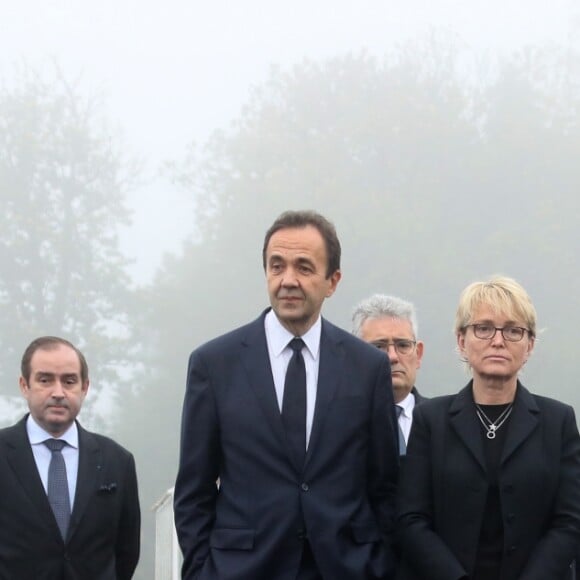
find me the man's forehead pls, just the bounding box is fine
[30,345,81,369]
[363,317,414,336]
[267,227,326,257]
[268,226,324,246]
[34,369,80,376]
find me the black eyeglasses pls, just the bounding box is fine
[370,339,417,355]
[464,324,531,342]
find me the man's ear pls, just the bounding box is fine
[326,270,342,297]
[19,376,29,398]
[415,341,424,368]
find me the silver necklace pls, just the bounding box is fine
[475,403,513,439]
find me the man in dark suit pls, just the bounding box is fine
[0,336,140,579]
[352,294,427,453]
[174,210,399,580]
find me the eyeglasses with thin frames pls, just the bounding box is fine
[464,324,531,342]
[370,339,417,355]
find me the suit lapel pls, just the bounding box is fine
[449,385,486,473]
[4,418,58,530]
[68,424,102,542]
[240,313,290,462]
[304,320,342,471]
[240,313,345,474]
[501,383,539,465]
[412,386,426,405]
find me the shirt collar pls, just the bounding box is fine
[26,414,79,449]
[265,309,321,360]
[397,390,416,418]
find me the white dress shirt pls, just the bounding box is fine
[397,390,416,445]
[26,415,80,507]
[265,309,321,448]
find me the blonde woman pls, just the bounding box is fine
[397,276,580,580]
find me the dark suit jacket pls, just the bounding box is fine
[410,387,427,406]
[396,382,580,580]
[0,416,140,580]
[174,310,399,580]
[396,387,427,456]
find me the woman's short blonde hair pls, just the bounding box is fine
[455,275,537,337]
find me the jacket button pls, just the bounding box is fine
[301,482,309,491]
[506,513,515,523]
[503,484,514,493]
[297,528,307,540]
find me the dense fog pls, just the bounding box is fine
[1,2,579,577]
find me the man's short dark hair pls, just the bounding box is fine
[262,210,341,278]
[21,336,89,384]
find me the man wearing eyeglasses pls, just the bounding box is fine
[352,295,426,454]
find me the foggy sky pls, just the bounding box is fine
[1,0,578,283]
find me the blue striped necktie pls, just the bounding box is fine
[395,405,407,455]
[44,439,71,539]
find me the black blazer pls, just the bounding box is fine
[0,416,140,580]
[174,310,399,580]
[397,382,580,580]
[397,387,427,451]
[410,386,427,406]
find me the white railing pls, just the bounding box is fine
[152,487,181,580]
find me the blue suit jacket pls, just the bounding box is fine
[0,416,140,579]
[174,310,399,580]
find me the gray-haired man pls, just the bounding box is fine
[353,294,427,453]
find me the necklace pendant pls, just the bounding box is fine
[476,403,513,440]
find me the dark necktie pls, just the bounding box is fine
[44,439,71,539]
[282,338,307,468]
[395,405,407,455]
